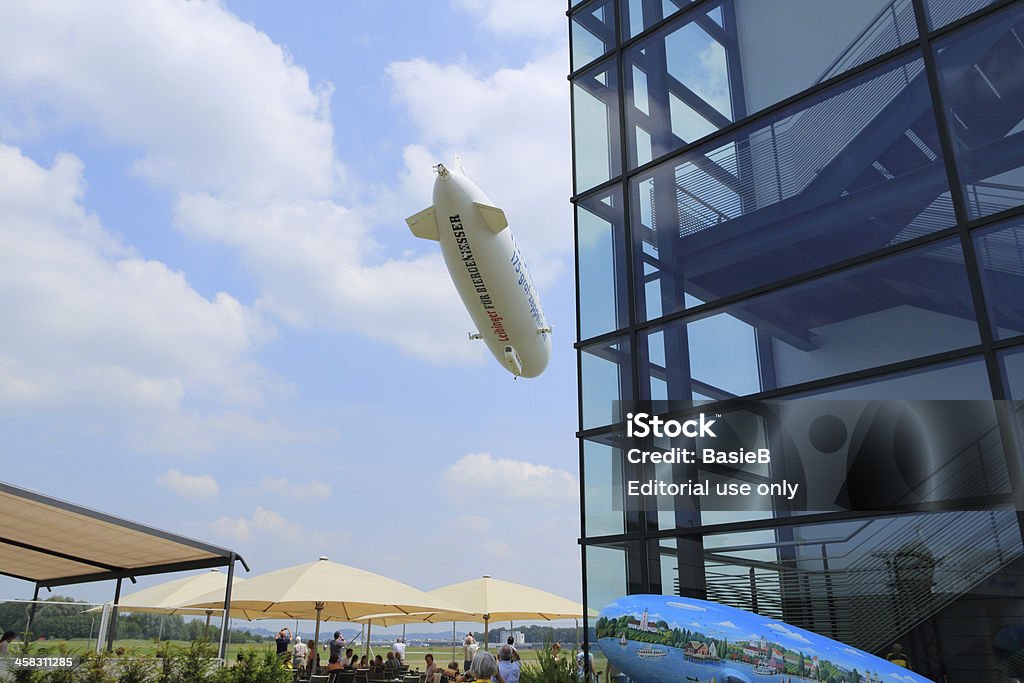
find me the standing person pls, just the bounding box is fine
[330,631,347,661]
[394,636,407,662]
[305,639,317,674]
[292,637,309,672]
[463,633,478,672]
[886,643,912,669]
[275,627,292,660]
[497,645,520,683]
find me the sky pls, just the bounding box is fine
[0,0,582,632]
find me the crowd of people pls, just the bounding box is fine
[265,627,530,683]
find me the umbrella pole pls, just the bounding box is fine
[366,622,372,659]
[313,603,324,673]
[203,610,211,642]
[452,622,456,664]
[484,616,489,651]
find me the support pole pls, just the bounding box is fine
[452,622,456,664]
[217,554,236,661]
[203,610,212,642]
[23,583,40,647]
[312,603,324,673]
[106,577,123,652]
[366,621,372,659]
[484,615,489,651]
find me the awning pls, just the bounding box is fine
[0,481,247,588]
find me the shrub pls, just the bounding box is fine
[520,646,578,683]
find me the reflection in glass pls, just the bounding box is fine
[624,0,919,168]
[1000,346,1024,399]
[925,0,999,29]
[572,0,616,70]
[641,241,979,398]
[581,336,633,429]
[633,55,955,320]
[573,60,622,193]
[578,186,630,340]
[584,439,625,537]
[974,219,1024,339]
[934,2,1024,219]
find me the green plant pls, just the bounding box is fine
[211,649,289,683]
[520,646,578,683]
[154,641,217,683]
[113,650,154,683]
[76,651,114,683]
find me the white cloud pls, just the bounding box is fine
[0,1,489,367]
[255,476,331,500]
[453,0,566,40]
[715,620,738,629]
[210,506,297,543]
[156,469,219,499]
[667,601,707,612]
[388,48,572,279]
[443,453,577,505]
[0,144,274,417]
[0,0,336,201]
[766,622,812,644]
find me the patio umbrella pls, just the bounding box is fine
[85,569,293,621]
[184,557,471,658]
[428,575,585,650]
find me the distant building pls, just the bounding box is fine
[499,630,525,646]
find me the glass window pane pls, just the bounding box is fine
[640,240,981,397]
[578,186,630,340]
[934,2,1024,220]
[584,439,625,537]
[573,60,623,194]
[800,356,992,399]
[623,0,693,40]
[632,54,954,320]
[974,219,1024,339]
[1001,345,1024,399]
[623,0,919,168]
[925,0,999,29]
[572,0,616,70]
[586,541,645,613]
[581,336,633,429]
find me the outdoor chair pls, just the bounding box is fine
[337,671,356,683]
[310,676,331,683]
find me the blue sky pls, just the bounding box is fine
[0,0,581,630]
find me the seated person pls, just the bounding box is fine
[458,652,506,683]
[359,655,370,668]
[326,654,343,673]
[342,648,356,669]
[384,651,399,670]
[373,655,384,667]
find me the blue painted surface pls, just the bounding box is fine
[597,595,932,683]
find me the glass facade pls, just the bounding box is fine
[571,1,1024,680]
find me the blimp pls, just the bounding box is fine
[597,594,933,683]
[406,160,551,378]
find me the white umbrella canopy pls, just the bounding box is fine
[427,575,587,650]
[85,569,288,620]
[429,575,585,622]
[183,557,470,621]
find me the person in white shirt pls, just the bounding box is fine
[463,634,478,672]
[498,645,520,683]
[292,638,309,672]
[394,637,407,662]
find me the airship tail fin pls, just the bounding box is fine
[405,206,439,240]
[454,154,467,175]
[473,202,508,234]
